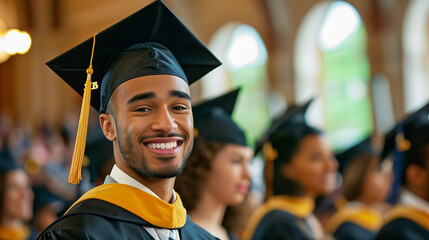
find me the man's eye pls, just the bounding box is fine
[136,108,150,112]
[172,106,187,110]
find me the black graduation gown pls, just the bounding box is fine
[37,199,215,239]
[37,183,216,240]
[242,196,318,240]
[250,210,314,240]
[375,205,429,240]
[333,222,377,240]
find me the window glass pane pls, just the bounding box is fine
[319,1,373,152]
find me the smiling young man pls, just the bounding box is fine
[37,1,221,239]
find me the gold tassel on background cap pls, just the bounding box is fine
[69,34,97,184]
[395,132,411,152]
[263,142,278,200]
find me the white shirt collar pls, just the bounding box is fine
[109,164,177,203]
[399,189,429,214]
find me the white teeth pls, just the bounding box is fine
[148,141,177,150]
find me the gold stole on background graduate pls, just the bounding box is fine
[0,225,30,240]
[242,196,314,240]
[325,204,383,234]
[383,205,429,231]
[67,183,187,229]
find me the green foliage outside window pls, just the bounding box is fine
[321,24,373,152]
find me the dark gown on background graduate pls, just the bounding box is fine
[243,196,317,240]
[327,203,382,240]
[37,183,216,239]
[375,205,429,240]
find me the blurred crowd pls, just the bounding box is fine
[0,108,114,238]
[1,96,429,240]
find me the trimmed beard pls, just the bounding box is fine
[115,120,193,179]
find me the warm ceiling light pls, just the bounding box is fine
[3,28,32,55]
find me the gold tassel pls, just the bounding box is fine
[396,132,411,152]
[263,142,277,200]
[69,34,97,184]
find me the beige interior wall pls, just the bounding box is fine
[1,0,416,129]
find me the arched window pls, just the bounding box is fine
[202,23,270,147]
[295,1,373,151]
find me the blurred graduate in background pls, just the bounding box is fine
[326,136,392,240]
[175,89,253,240]
[0,146,35,239]
[375,103,429,240]
[242,99,338,240]
[31,186,64,237]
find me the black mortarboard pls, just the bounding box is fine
[255,98,321,158]
[381,102,429,160]
[0,147,19,175]
[255,99,322,198]
[335,136,374,173]
[193,89,247,146]
[381,102,429,203]
[46,0,221,184]
[47,0,221,113]
[33,185,65,216]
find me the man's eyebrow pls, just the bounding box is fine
[127,92,156,105]
[169,90,191,101]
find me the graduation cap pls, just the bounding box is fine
[254,98,319,156]
[46,0,221,184]
[255,98,322,198]
[335,136,374,174]
[192,89,247,146]
[32,185,65,217]
[0,146,19,175]
[381,102,429,203]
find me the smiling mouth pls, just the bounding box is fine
[145,141,182,150]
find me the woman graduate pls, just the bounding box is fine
[175,89,253,240]
[242,99,338,240]
[0,147,34,240]
[325,137,392,240]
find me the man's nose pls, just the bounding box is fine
[152,107,178,133]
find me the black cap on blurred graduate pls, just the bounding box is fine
[255,98,321,158]
[381,102,429,203]
[336,136,374,174]
[46,0,221,184]
[255,98,322,198]
[33,185,65,218]
[193,89,247,146]
[0,146,19,175]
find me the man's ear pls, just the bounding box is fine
[100,113,117,141]
[405,164,427,188]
